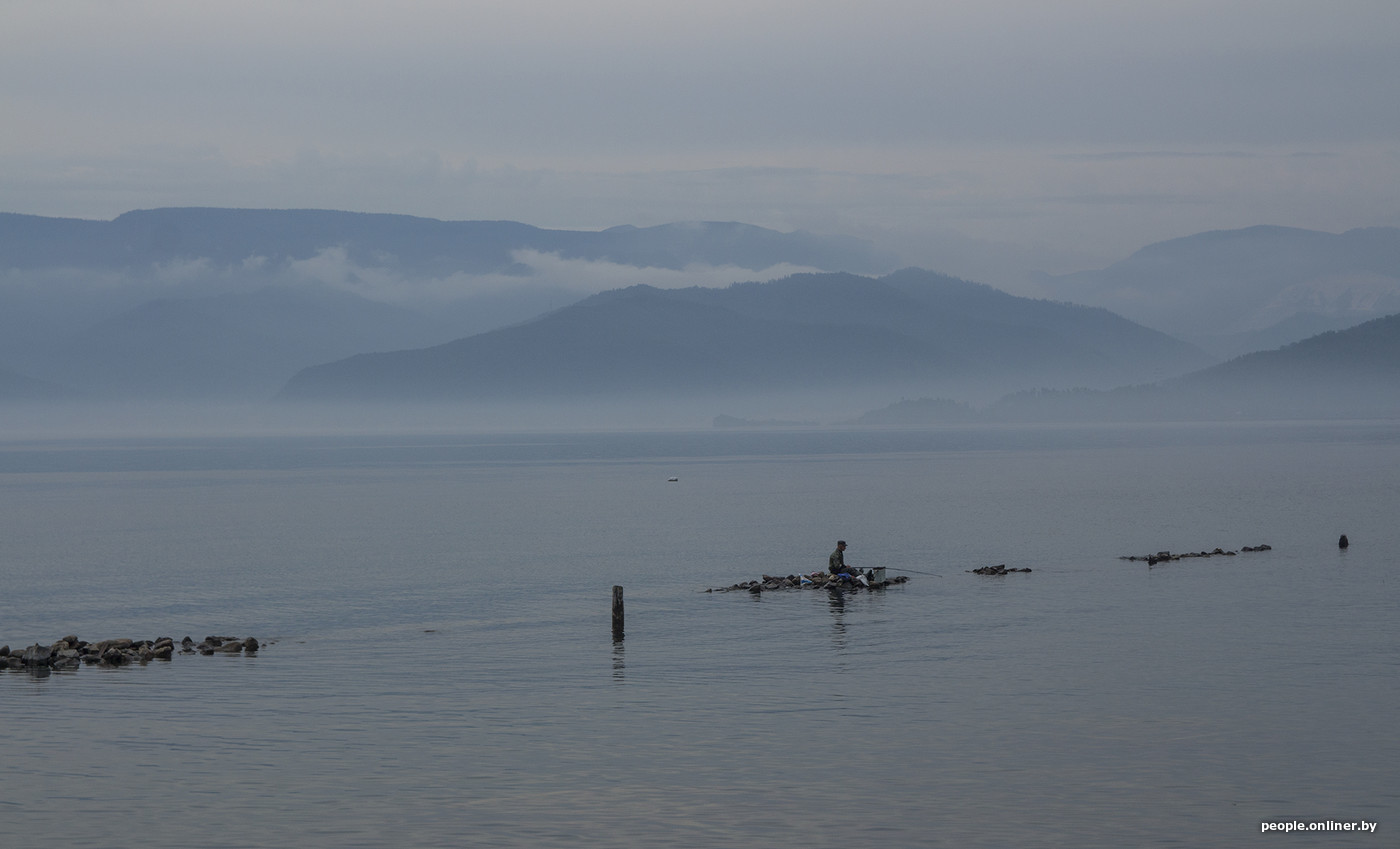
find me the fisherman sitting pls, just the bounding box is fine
[829,540,867,584]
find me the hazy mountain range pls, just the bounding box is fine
[980,311,1400,422]
[1037,225,1400,357]
[0,208,1396,423]
[0,208,888,400]
[278,268,1211,406]
[0,207,892,276]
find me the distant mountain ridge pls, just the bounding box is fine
[5,210,1394,412]
[278,268,1214,403]
[1173,310,1400,407]
[0,208,893,400]
[0,208,892,275]
[1038,225,1400,355]
[983,311,1400,421]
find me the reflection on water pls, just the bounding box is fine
[825,585,848,653]
[611,639,625,682]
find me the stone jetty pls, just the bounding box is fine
[1120,544,1272,565]
[708,571,910,593]
[2,635,267,672]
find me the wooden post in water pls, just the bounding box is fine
[612,585,625,640]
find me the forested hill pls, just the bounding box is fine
[1175,311,1400,397]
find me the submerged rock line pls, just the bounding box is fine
[1120,545,1273,565]
[2,635,269,672]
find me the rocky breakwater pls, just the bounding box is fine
[708,571,910,593]
[969,564,1032,575]
[2,635,265,672]
[1120,544,1272,566]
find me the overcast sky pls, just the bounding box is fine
[3,0,1398,284]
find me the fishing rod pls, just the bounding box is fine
[884,566,944,577]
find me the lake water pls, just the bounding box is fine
[1,422,1396,848]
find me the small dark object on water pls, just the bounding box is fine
[1339,534,1350,549]
[612,585,625,640]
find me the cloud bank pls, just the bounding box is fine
[281,247,821,305]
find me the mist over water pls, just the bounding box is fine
[0,389,958,439]
[7,4,1400,841]
[1,422,1395,848]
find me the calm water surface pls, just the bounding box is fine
[0,423,1396,848]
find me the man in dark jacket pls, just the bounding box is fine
[829,540,851,577]
[829,540,871,584]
